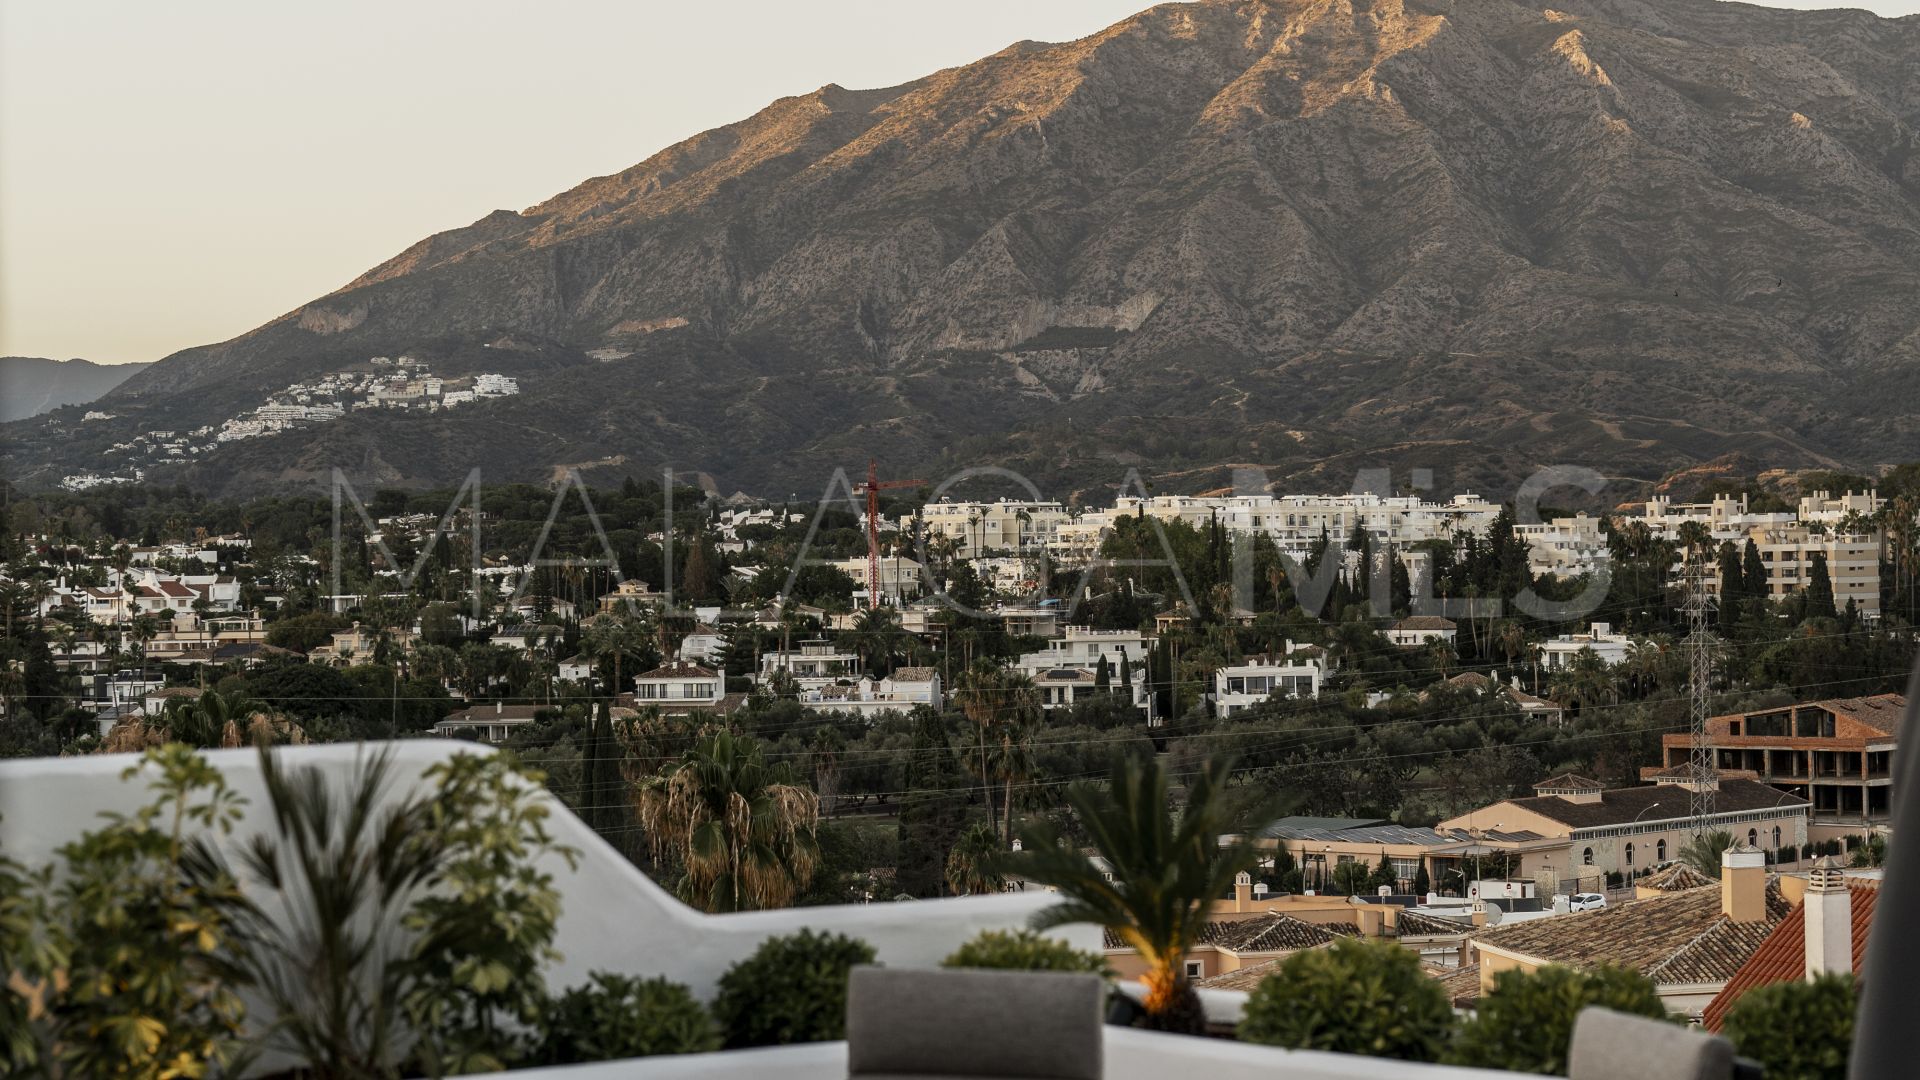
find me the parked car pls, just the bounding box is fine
[1567,892,1607,912]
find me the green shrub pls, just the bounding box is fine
[1238,938,1455,1061]
[51,745,252,1078]
[712,929,876,1047]
[942,929,1108,974]
[1721,973,1855,1080]
[540,972,718,1063]
[0,832,58,1072]
[1449,964,1668,1075]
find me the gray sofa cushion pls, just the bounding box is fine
[1568,1006,1734,1080]
[846,966,1103,1079]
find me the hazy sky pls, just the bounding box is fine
[4,0,1917,365]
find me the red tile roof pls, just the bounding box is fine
[1471,881,1790,981]
[1700,882,1876,1032]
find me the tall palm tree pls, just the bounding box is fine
[999,755,1283,1034]
[954,660,1007,822]
[945,821,1005,896]
[1494,618,1527,666]
[636,731,821,912]
[986,681,1041,844]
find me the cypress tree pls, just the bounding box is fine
[897,708,968,896]
[1094,652,1112,692]
[1742,539,1768,600]
[583,698,622,839]
[1805,553,1837,620]
[1717,541,1744,627]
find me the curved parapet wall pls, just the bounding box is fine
[0,740,1093,999]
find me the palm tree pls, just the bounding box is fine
[1622,638,1664,698]
[945,821,1006,896]
[840,606,904,680]
[582,613,652,695]
[636,731,821,912]
[986,682,1041,845]
[954,660,1008,822]
[1494,618,1527,666]
[1679,829,1733,878]
[129,613,159,664]
[999,755,1283,1035]
[0,660,25,721]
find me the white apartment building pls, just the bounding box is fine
[1738,525,1881,618]
[1513,513,1611,579]
[1797,489,1883,527]
[1013,626,1153,678]
[1045,513,1113,566]
[1539,622,1632,671]
[1112,492,1502,556]
[920,500,1070,559]
[1212,647,1324,716]
[1639,495,1795,545]
[826,555,925,604]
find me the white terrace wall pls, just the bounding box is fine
[0,740,1092,999]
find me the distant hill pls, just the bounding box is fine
[8,0,1920,497]
[0,357,149,422]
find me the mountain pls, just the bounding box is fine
[11,0,1920,499]
[0,358,149,423]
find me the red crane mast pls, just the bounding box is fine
[854,459,923,610]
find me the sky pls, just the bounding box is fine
[3,0,1917,365]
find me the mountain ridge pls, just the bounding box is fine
[12,0,1920,497]
[0,357,150,423]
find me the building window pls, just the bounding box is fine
[1657,839,1667,862]
[1749,828,1759,848]
[1582,847,1594,866]
[1772,826,1781,850]
[1625,843,1634,866]
[1185,961,1203,979]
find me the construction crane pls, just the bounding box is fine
[854,459,924,611]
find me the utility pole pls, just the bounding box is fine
[1684,552,1718,834]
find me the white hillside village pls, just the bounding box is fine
[63,356,520,490]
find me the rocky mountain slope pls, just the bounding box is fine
[0,358,148,423]
[12,0,1920,499]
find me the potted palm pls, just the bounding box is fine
[998,754,1281,1035]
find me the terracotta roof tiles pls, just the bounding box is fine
[1471,881,1789,982]
[1701,882,1876,1032]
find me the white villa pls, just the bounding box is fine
[1213,646,1325,716]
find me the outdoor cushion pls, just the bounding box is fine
[1568,1006,1734,1080]
[846,966,1103,1079]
